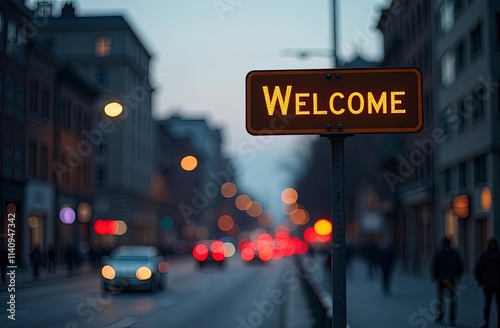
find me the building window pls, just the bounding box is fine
[95,66,109,86]
[471,22,482,60]
[41,90,49,118]
[17,24,25,63]
[5,76,14,116]
[0,11,5,51]
[459,163,466,189]
[440,0,454,34]
[41,146,48,180]
[6,19,16,57]
[95,36,111,57]
[455,41,465,73]
[441,50,455,87]
[472,86,485,125]
[497,13,500,45]
[15,82,24,121]
[29,141,36,178]
[95,165,107,188]
[13,139,22,179]
[474,155,486,184]
[99,135,108,154]
[0,71,3,112]
[457,101,465,133]
[30,81,38,113]
[3,137,13,177]
[445,170,451,193]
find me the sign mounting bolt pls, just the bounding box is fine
[326,123,332,130]
[336,73,341,79]
[326,73,331,79]
[337,124,343,130]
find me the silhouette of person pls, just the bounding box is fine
[66,244,75,275]
[29,245,42,280]
[431,236,464,327]
[474,237,500,328]
[48,244,56,273]
[377,241,396,295]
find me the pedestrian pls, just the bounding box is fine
[377,240,396,295]
[474,237,500,328]
[430,236,464,327]
[48,244,56,273]
[29,245,42,281]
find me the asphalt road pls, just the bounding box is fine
[0,256,304,328]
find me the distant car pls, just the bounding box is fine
[192,240,226,268]
[101,245,169,292]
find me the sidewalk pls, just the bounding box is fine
[345,257,495,328]
[1,262,97,291]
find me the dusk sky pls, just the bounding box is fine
[30,0,389,219]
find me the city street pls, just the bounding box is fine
[0,255,314,328]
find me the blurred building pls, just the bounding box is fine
[34,2,159,247]
[431,0,500,269]
[0,0,31,265]
[376,0,435,273]
[159,115,233,242]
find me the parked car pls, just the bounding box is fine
[100,245,169,292]
[192,240,226,268]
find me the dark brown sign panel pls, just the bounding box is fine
[246,68,422,135]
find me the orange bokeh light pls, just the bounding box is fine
[218,215,234,232]
[281,188,298,204]
[221,182,237,198]
[235,194,252,210]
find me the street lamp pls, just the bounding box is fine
[103,101,123,117]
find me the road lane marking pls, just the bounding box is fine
[158,295,178,308]
[106,316,138,328]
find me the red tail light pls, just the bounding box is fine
[193,244,209,261]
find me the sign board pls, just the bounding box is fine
[246,68,422,135]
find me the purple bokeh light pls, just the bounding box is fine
[59,207,76,224]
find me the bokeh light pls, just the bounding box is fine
[281,188,298,204]
[77,202,92,223]
[195,227,210,240]
[115,220,127,235]
[314,218,332,236]
[218,215,234,232]
[160,216,174,230]
[480,187,492,212]
[180,155,198,171]
[59,206,76,224]
[104,102,123,117]
[235,194,252,210]
[289,208,310,225]
[246,201,263,217]
[220,182,237,198]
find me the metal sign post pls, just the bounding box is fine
[322,133,351,328]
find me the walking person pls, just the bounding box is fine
[474,237,500,328]
[430,236,464,327]
[377,240,396,296]
[29,245,42,281]
[48,244,56,273]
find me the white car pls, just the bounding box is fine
[101,245,169,292]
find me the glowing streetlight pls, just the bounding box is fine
[104,101,123,117]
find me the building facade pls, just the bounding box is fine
[376,0,435,273]
[36,3,158,247]
[432,0,500,269]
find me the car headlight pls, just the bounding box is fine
[101,265,116,280]
[136,266,152,280]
